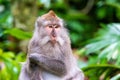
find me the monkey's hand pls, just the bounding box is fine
[29,53,67,76]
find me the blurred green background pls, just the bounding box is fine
[0,0,120,80]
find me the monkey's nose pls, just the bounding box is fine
[52,33,56,37]
[51,29,56,37]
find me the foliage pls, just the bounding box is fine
[4,28,32,40]
[79,23,120,79]
[85,23,120,65]
[83,64,120,80]
[0,49,25,80]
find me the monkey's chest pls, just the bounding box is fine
[42,45,63,58]
[42,71,62,80]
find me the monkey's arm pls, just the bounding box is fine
[29,53,67,76]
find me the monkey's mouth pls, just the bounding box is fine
[50,36,57,43]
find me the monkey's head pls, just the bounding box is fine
[34,10,69,46]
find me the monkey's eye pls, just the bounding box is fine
[55,25,59,28]
[48,25,53,28]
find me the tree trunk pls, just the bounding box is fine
[11,0,38,31]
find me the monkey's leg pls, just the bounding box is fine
[29,53,67,76]
[29,62,43,80]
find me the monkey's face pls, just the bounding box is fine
[45,24,61,44]
[36,10,68,46]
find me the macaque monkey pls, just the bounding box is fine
[19,10,84,80]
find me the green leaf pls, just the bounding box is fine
[4,28,32,40]
[85,40,111,54]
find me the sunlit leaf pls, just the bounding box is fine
[111,74,120,80]
[84,23,120,63]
